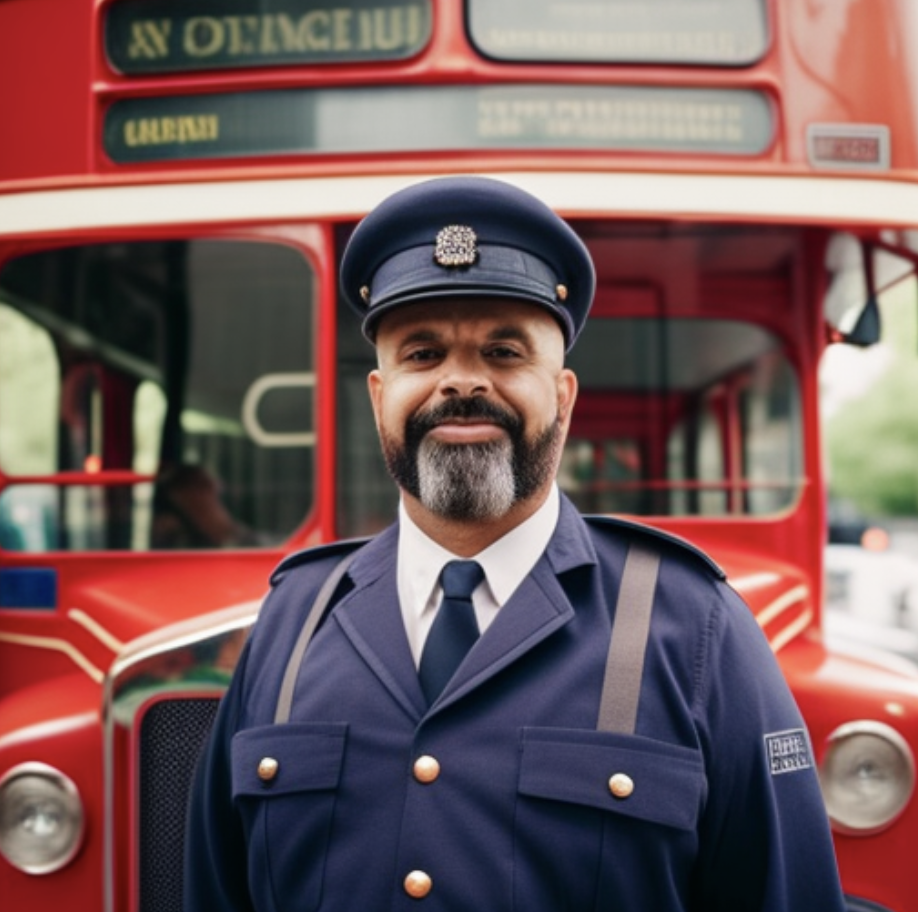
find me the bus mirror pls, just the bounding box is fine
[823,233,881,347]
[840,294,881,347]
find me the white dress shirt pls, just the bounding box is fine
[397,485,561,667]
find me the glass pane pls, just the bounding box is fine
[334,222,806,533]
[0,304,58,475]
[468,0,768,65]
[0,238,316,551]
[565,318,802,517]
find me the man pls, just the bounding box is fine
[184,176,846,911]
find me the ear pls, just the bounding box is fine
[367,369,384,429]
[557,368,578,428]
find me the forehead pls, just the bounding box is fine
[374,296,564,343]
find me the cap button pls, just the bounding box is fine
[404,869,433,898]
[608,772,634,799]
[257,757,279,782]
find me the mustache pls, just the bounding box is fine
[405,397,523,448]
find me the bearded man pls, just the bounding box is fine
[184,176,845,912]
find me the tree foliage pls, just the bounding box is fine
[825,281,918,516]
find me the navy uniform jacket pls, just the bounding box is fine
[185,496,846,911]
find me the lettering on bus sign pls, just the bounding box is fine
[468,0,769,66]
[104,0,432,74]
[807,124,890,171]
[103,85,774,163]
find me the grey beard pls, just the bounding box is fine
[416,436,516,521]
[379,396,564,523]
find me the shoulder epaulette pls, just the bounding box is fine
[270,536,370,586]
[584,515,725,580]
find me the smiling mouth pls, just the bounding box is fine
[406,397,522,451]
[428,419,507,444]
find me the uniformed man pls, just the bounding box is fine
[184,176,846,911]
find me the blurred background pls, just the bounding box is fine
[821,272,918,662]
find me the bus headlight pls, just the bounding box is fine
[819,721,915,834]
[0,763,84,873]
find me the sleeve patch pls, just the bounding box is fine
[765,729,813,776]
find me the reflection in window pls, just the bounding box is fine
[0,239,316,552]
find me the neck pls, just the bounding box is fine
[402,487,551,557]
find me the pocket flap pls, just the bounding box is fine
[231,722,348,798]
[518,728,705,831]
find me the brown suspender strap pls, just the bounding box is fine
[274,550,360,725]
[596,542,661,735]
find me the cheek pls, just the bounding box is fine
[511,375,563,425]
[375,377,429,436]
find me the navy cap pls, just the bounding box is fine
[340,176,596,351]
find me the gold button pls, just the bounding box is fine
[413,755,441,784]
[608,773,634,799]
[404,870,432,898]
[257,757,279,782]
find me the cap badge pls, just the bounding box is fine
[434,225,478,267]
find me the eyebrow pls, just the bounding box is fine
[392,321,537,350]
[399,325,532,345]
[486,325,534,346]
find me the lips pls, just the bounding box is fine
[406,398,522,449]
[428,419,505,444]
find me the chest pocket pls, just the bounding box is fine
[231,723,347,912]
[518,727,705,831]
[513,727,706,911]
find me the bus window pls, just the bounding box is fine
[0,238,316,551]
[565,318,802,517]
[334,219,807,531]
[467,0,769,66]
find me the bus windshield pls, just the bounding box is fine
[335,220,805,535]
[0,238,316,552]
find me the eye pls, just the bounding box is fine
[485,344,523,360]
[403,345,443,364]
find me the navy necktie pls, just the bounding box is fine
[419,560,484,703]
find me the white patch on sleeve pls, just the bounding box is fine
[764,728,813,775]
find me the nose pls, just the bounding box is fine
[437,355,491,398]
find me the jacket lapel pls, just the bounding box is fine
[330,526,428,719]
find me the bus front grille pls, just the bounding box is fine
[138,696,221,912]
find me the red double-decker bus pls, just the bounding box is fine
[2,1,918,909]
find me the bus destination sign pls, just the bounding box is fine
[103,85,774,163]
[468,0,769,66]
[105,0,431,74]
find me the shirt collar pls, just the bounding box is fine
[397,485,560,617]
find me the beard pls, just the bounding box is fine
[380,397,563,522]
